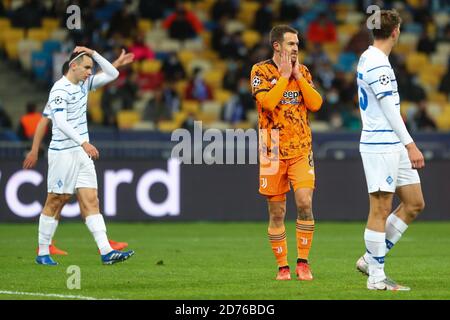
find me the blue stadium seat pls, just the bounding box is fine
[31,50,52,84]
[42,40,61,54]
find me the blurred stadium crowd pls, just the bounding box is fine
[0,0,449,143]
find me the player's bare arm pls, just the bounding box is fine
[406,142,425,169]
[23,117,50,169]
[81,141,100,160]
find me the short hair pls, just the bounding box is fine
[61,61,69,75]
[371,10,402,40]
[269,25,298,49]
[68,51,92,66]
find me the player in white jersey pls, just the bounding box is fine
[35,46,134,265]
[25,50,134,256]
[355,10,425,290]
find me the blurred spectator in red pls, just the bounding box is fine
[307,12,337,44]
[163,2,203,41]
[161,52,186,82]
[129,33,155,61]
[185,67,212,102]
[17,102,44,140]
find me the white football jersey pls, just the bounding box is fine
[356,46,402,153]
[46,76,95,153]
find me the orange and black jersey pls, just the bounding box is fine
[250,59,322,159]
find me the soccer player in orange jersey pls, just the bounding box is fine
[250,25,323,281]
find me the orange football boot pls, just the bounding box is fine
[296,262,313,281]
[276,266,291,280]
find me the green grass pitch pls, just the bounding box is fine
[0,221,449,300]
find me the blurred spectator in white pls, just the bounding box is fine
[185,67,213,102]
[163,2,203,41]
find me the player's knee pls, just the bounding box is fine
[296,197,312,213]
[269,207,285,224]
[405,198,425,218]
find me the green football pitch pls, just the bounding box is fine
[0,221,449,300]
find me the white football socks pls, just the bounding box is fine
[38,214,59,256]
[385,213,408,253]
[363,213,409,264]
[364,228,386,283]
[85,214,113,255]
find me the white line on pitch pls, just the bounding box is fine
[0,290,114,300]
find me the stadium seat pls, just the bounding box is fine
[31,50,52,84]
[158,120,180,132]
[117,110,141,129]
[27,28,50,42]
[138,19,152,33]
[50,28,68,42]
[203,69,225,87]
[428,92,447,104]
[178,50,196,70]
[1,28,25,48]
[200,31,211,47]
[182,100,200,114]
[0,17,11,29]
[42,18,60,32]
[214,89,232,104]
[18,39,42,71]
[202,101,222,120]
[237,1,260,27]
[5,42,19,60]
[406,52,428,74]
[188,58,212,76]
[42,40,61,54]
[242,30,261,49]
[140,60,162,74]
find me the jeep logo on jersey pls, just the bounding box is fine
[283,91,300,99]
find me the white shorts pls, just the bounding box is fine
[361,149,420,193]
[47,150,98,194]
